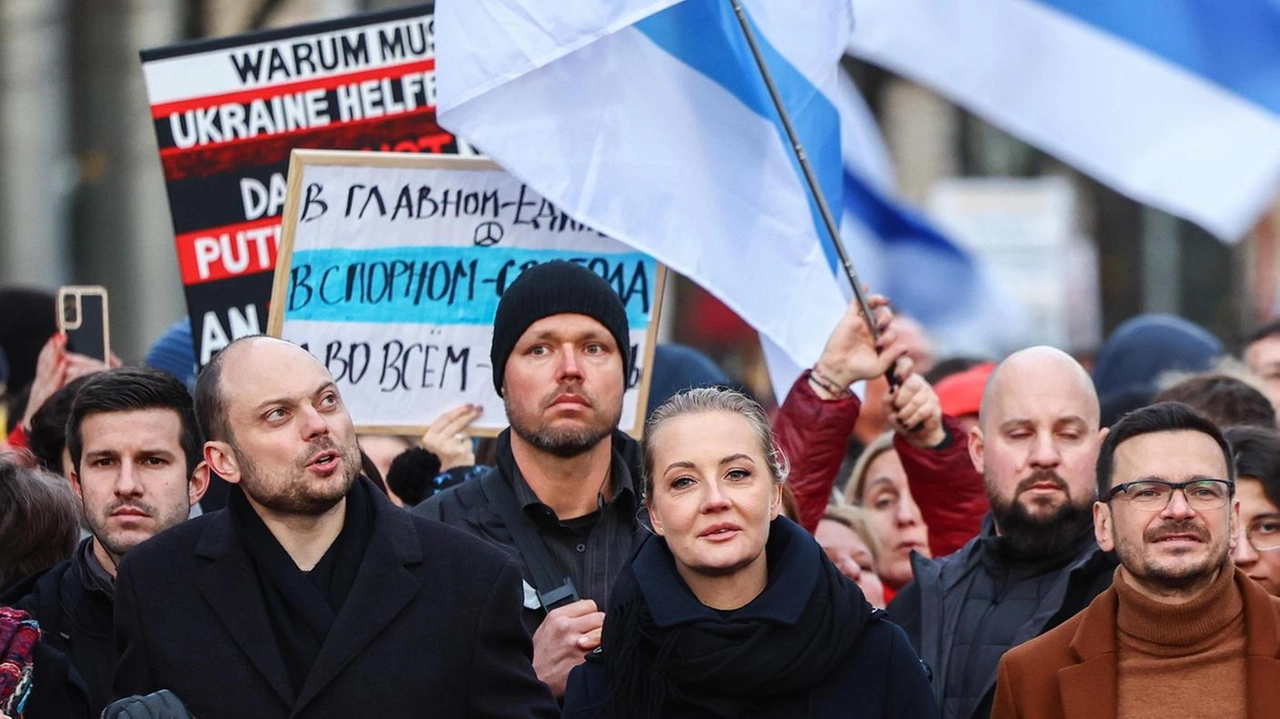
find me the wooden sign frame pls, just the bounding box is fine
[269,149,665,438]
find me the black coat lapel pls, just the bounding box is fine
[293,489,422,713]
[193,511,294,707]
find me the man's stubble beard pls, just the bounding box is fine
[1118,517,1228,592]
[505,388,621,459]
[234,437,361,516]
[88,493,190,560]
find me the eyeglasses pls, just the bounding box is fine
[1246,519,1280,552]
[1103,479,1234,511]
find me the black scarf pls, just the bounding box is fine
[598,517,873,719]
[229,477,374,700]
[78,537,115,601]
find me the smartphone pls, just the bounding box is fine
[57,286,110,362]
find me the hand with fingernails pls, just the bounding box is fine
[886,358,948,448]
[21,332,121,431]
[809,294,908,400]
[419,403,482,470]
[532,599,604,697]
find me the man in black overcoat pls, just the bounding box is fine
[112,335,557,718]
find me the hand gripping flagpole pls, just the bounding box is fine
[728,0,902,389]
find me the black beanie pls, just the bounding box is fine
[490,261,631,394]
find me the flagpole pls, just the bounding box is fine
[727,0,897,379]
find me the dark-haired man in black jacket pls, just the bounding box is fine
[4,367,208,718]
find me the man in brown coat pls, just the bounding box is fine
[992,402,1280,719]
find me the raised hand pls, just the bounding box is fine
[418,403,483,470]
[810,294,908,398]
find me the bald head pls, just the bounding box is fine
[980,346,1099,432]
[194,336,329,443]
[195,336,361,518]
[970,346,1103,546]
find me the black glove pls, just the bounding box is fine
[100,690,193,719]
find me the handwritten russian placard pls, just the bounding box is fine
[269,151,664,436]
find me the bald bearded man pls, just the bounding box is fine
[888,347,1119,719]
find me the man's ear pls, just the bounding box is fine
[204,441,241,485]
[968,425,985,474]
[188,461,212,507]
[68,466,88,515]
[1094,501,1114,551]
[1230,496,1241,552]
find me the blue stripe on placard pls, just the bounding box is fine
[284,247,657,326]
[636,0,844,275]
[1031,0,1280,115]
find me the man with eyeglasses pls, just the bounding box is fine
[1226,425,1280,596]
[992,402,1280,719]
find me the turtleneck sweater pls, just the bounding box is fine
[1115,564,1245,719]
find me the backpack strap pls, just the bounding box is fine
[478,471,580,612]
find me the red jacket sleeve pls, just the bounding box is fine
[894,414,987,558]
[773,370,860,533]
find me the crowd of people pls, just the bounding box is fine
[3,267,1280,718]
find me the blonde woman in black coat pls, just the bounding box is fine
[562,387,937,719]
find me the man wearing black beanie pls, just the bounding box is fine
[415,261,644,698]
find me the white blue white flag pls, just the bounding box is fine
[437,0,987,393]
[849,0,1280,242]
[834,73,993,334]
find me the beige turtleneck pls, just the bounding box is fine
[1115,565,1245,719]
